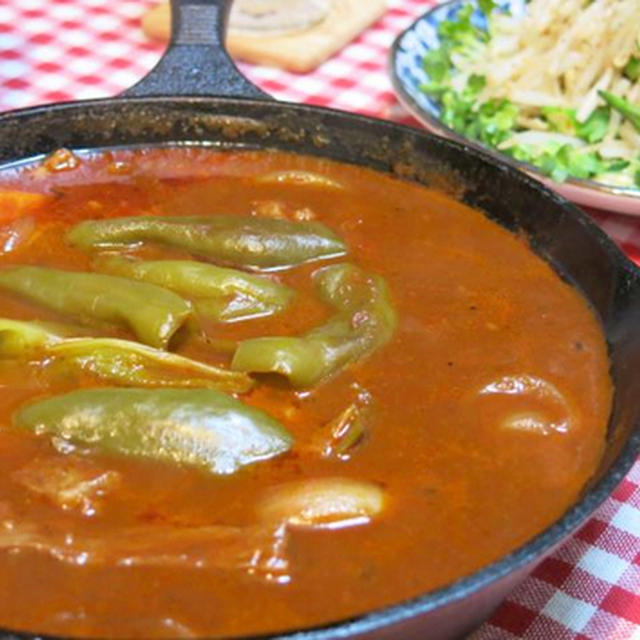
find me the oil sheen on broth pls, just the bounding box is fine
[0,148,612,638]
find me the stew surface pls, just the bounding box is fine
[0,147,612,638]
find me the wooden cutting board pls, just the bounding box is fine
[142,0,387,73]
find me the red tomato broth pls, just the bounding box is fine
[0,148,612,638]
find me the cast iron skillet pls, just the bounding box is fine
[1,1,640,639]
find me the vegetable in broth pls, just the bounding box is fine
[15,388,292,475]
[0,318,253,392]
[0,265,191,348]
[232,263,397,387]
[68,214,347,270]
[93,255,294,322]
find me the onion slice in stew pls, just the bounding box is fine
[478,374,574,435]
[257,477,387,530]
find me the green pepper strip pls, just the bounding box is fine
[0,318,71,356]
[0,266,192,349]
[231,263,397,387]
[599,91,640,132]
[68,215,347,270]
[93,255,294,323]
[0,318,252,393]
[14,388,292,475]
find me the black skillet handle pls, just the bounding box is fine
[124,0,269,99]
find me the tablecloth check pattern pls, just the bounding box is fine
[0,0,638,638]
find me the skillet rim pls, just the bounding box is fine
[0,94,639,640]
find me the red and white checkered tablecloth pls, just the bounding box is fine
[0,1,639,638]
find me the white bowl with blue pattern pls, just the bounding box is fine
[389,0,640,215]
